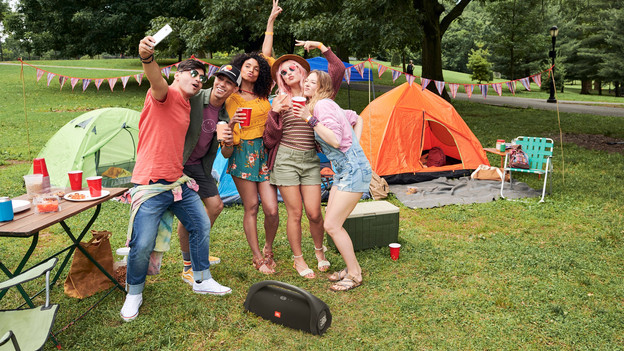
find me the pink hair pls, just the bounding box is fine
[276,60,307,98]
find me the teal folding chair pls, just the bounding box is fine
[500,136,554,203]
[0,257,59,351]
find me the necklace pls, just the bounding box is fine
[240,88,255,95]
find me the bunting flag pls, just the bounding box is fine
[162,67,171,79]
[492,83,503,96]
[207,65,218,78]
[70,77,80,91]
[506,81,516,95]
[59,76,66,90]
[519,77,531,91]
[435,80,445,95]
[449,83,459,98]
[479,84,488,99]
[121,76,130,90]
[46,73,55,87]
[464,84,474,98]
[391,70,402,83]
[421,78,431,91]
[94,78,104,90]
[377,64,387,78]
[36,69,44,82]
[343,69,351,84]
[531,74,542,88]
[354,63,365,78]
[134,74,143,86]
[406,75,416,86]
[108,78,117,92]
[82,79,91,92]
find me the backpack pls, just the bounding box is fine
[426,147,446,167]
[508,145,530,169]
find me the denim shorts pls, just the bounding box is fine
[270,145,321,186]
[183,163,218,199]
[332,150,372,193]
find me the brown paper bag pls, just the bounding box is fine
[64,230,114,299]
[369,171,390,200]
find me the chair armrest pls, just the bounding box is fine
[0,257,57,290]
[0,331,16,348]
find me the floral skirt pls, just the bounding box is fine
[227,137,270,182]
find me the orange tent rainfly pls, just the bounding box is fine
[360,83,489,184]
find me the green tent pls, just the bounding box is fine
[35,107,140,188]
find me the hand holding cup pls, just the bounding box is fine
[221,124,234,146]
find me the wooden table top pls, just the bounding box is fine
[0,187,127,238]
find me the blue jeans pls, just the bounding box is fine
[126,182,212,294]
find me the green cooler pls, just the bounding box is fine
[327,200,399,251]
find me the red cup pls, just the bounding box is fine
[389,243,401,261]
[292,96,306,108]
[33,158,49,176]
[68,170,83,191]
[239,108,252,127]
[86,176,102,197]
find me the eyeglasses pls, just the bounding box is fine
[187,69,208,84]
[280,65,297,77]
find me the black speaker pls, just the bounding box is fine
[243,280,332,335]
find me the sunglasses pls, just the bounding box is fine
[280,65,297,77]
[187,69,208,84]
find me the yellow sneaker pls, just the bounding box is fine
[209,256,221,265]
[181,268,194,286]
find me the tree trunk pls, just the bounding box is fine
[615,81,621,97]
[594,80,602,95]
[580,80,592,94]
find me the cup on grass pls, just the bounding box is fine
[68,171,83,191]
[86,176,102,197]
[239,108,252,127]
[389,243,401,261]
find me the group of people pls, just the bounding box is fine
[121,0,372,322]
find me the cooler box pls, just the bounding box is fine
[327,200,399,251]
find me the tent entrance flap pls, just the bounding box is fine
[96,126,137,188]
[422,118,461,163]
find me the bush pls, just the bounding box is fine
[391,51,401,66]
[467,44,492,83]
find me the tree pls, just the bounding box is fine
[441,2,488,73]
[467,43,491,83]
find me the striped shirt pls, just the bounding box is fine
[279,108,316,151]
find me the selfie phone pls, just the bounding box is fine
[151,24,172,47]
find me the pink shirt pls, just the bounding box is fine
[313,99,358,152]
[131,87,191,185]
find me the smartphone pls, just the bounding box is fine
[151,24,172,47]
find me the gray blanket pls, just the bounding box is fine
[390,177,541,209]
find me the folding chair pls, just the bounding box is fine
[500,136,554,203]
[0,257,59,351]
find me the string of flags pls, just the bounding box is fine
[20,56,553,98]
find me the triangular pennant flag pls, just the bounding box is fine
[344,69,351,85]
[377,64,387,78]
[354,63,365,79]
[82,79,91,92]
[207,65,218,78]
[36,69,44,82]
[464,84,474,98]
[94,79,104,90]
[492,83,503,96]
[479,84,488,99]
[70,77,80,91]
[391,70,402,83]
[134,73,143,86]
[449,83,459,98]
[121,76,130,90]
[531,74,542,88]
[47,73,55,87]
[519,77,531,91]
[59,76,66,90]
[108,78,117,92]
[162,67,171,79]
[435,80,445,95]
[406,75,416,86]
[506,81,516,95]
[421,78,430,91]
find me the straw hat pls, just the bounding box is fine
[271,54,311,82]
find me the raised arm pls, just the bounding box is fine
[262,0,282,58]
[139,36,168,101]
[295,39,345,97]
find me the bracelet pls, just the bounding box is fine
[308,116,319,128]
[140,54,154,64]
[305,115,312,123]
[265,31,273,35]
[317,42,324,49]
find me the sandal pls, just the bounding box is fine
[293,255,315,279]
[252,257,274,275]
[314,246,331,272]
[327,268,348,282]
[263,248,276,269]
[329,273,362,292]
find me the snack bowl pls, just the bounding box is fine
[33,195,61,214]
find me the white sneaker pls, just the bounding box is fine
[193,278,232,295]
[120,293,143,322]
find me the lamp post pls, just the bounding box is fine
[547,25,559,103]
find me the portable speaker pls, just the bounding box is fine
[243,280,332,335]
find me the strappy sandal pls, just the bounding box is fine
[252,257,274,275]
[263,248,276,269]
[329,273,362,292]
[327,268,348,282]
[293,254,315,279]
[314,246,331,272]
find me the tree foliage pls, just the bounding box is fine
[467,43,491,83]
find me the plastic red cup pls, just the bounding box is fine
[86,176,102,197]
[239,108,252,127]
[389,243,401,261]
[292,96,306,108]
[68,171,83,191]
[33,158,49,176]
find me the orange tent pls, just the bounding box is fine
[360,83,489,183]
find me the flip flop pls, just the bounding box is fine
[330,274,362,292]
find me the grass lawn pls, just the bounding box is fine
[1,60,624,350]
